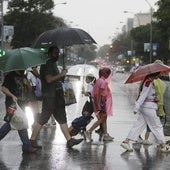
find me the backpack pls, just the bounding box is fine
[29,71,42,100]
[71,114,94,131]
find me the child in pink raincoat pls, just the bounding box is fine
[84,67,114,141]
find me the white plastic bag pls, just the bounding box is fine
[10,103,29,130]
[62,81,77,105]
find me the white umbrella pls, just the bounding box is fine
[67,64,99,78]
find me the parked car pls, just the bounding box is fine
[115,66,125,73]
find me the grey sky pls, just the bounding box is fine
[54,0,158,47]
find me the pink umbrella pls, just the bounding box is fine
[125,63,170,84]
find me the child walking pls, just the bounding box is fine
[68,74,96,136]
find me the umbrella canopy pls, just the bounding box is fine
[67,64,98,78]
[0,47,48,72]
[32,27,97,48]
[125,63,170,84]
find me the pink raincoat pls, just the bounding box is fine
[91,76,113,116]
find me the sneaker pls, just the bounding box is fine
[67,138,83,148]
[161,145,170,153]
[120,142,133,152]
[84,131,92,141]
[22,147,37,153]
[103,134,114,141]
[142,140,152,145]
[30,140,42,149]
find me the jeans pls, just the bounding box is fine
[0,122,31,150]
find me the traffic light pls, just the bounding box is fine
[0,49,5,57]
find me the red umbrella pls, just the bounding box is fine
[125,63,170,84]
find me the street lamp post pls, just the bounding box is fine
[145,0,153,63]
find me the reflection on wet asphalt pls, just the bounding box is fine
[0,73,170,169]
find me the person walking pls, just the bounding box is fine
[0,71,37,153]
[120,72,170,153]
[30,46,83,148]
[82,74,103,135]
[84,67,114,141]
[26,66,42,127]
[136,60,166,145]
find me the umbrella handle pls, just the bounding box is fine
[62,48,65,69]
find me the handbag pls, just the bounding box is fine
[10,103,29,130]
[62,81,77,105]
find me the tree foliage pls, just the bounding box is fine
[97,45,110,58]
[130,22,169,63]
[154,0,170,35]
[4,0,65,48]
[72,44,97,61]
[3,0,97,64]
[153,0,170,62]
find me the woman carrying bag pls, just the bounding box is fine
[0,71,37,153]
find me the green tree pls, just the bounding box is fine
[154,0,170,35]
[4,0,65,48]
[97,45,110,58]
[109,32,132,65]
[124,23,168,63]
[130,25,150,63]
[153,0,170,62]
[72,44,97,62]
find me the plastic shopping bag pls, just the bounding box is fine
[62,81,77,106]
[10,103,29,130]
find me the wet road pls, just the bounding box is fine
[0,72,170,170]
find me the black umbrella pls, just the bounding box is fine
[32,27,97,68]
[32,27,97,48]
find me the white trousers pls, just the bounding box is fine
[127,107,165,144]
